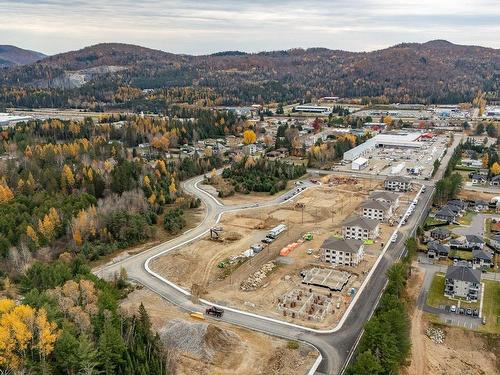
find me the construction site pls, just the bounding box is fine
[151,174,416,329]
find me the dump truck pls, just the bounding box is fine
[205,306,224,318]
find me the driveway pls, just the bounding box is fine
[452,213,499,238]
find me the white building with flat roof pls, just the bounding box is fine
[342,132,424,162]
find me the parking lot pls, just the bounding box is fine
[336,135,449,179]
[439,312,481,330]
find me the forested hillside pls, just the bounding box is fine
[1,40,498,109]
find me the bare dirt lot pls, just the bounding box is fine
[151,178,408,329]
[121,287,317,375]
[404,266,499,375]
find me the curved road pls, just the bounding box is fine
[95,143,461,374]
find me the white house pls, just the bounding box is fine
[342,215,380,240]
[320,237,364,267]
[360,200,392,221]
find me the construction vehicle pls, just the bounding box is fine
[205,306,224,318]
[210,226,223,240]
[303,232,313,241]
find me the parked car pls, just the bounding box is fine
[450,305,457,313]
[473,309,479,317]
[466,308,472,316]
[459,308,465,315]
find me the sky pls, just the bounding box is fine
[1,0,499,56]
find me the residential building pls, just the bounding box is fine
[489,234,500,250]
[360,200,392,221]
[465,235,484,249]
[472,200,489,211]
[444,265,481,301]
[370,191,399,208]
[491,175,500,186]
[471,174,487,185]
[430,227,451,240]
[427,241,449,259]
[461,159,483,168]
[472,249,494,269]
[320,237,364,267]
[447,199,468,212]
[434,206,458,223]
[384,176,412,192]
[342,215,380,240]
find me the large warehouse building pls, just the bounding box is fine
[343,133,423,162]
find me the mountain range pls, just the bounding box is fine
[0,45,46,67]
[1,40,499,108]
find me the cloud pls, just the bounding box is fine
[0,0,498,55]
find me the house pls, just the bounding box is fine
[243,144,257,156]
[449,238,465,249]
[430,227,451,240]
[472,249,494,269]
[384,176,412,192]
[320,237,365,267]
[489,234,500,250]
[461,159,483,168]
[434,206,458,223]
[370,191,399,208]
[360,200,392,221]
[447,199,468,212]
[465,235,484,249]
[342,215,380,240]
[471,174,487,185]
[427,241,450,259]
[490,175,500,186]
[444,265,481,301]
[472,200,489,211]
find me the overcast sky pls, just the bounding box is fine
[1,0,499,55]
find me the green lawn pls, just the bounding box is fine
[426,273,478,309]
[458,211,475,225]
[478,280,500,334]
[449,249,473,260]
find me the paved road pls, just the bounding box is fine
[452,213,499,238]
[94,134,466,375]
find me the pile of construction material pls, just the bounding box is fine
[328,176,358,185]
[277,288,334,322]
[160,319,241,362]
[240,262,276,291]
[425,327,445,344]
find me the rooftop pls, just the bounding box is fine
[342,215,380,230]
[320,237,363,253]
[446,265,481,284]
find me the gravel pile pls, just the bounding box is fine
[240,261,276,291]
[425,327,445,344]
[159,319,241,362]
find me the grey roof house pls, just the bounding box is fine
[444,265,481,301]
[430,227,451,240]
[320,237,365,267]
[472,249,493,269]
[427,241,449,258]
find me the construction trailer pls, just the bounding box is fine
[268,224,287,239]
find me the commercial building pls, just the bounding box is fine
[351,157,368,170]
[444,265,481,301]
[294,105,332,114]
[342,132,424,162]
[320,237,364,267]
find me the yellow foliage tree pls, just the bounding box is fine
[62,164,75,188]
[26,225,38,244]
[0,299,59,369]
[0,182,14,203]
[169,178,177,196]
[482,153,489,168]
[491,162,500,176]
[243,130,257,144]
